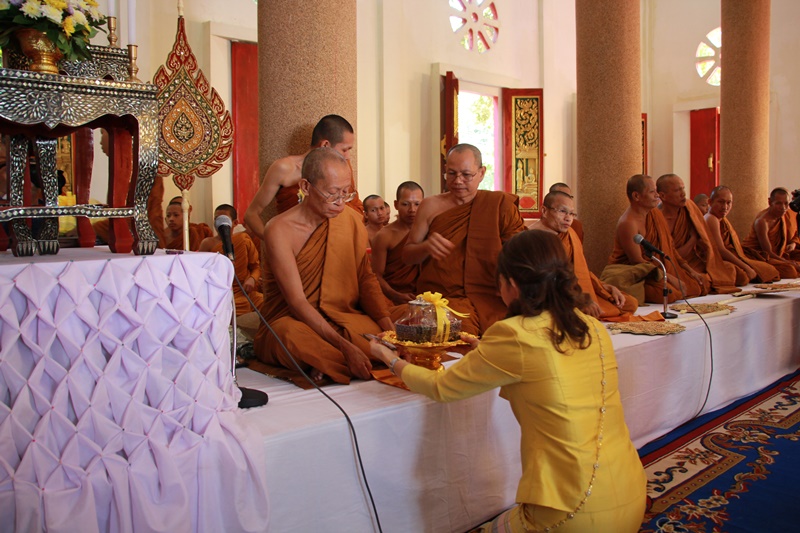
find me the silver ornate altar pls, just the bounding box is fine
[0,52,158,256]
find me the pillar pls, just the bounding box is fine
[575,0,642,272]
[720,0,771,234]
[257,0,357,221]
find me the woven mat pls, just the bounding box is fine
[670,303,736,314]
[606,322,686,336]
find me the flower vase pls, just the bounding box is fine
[13,28,62,75]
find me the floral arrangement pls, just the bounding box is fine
[0,0,106,62]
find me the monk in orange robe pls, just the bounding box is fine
[199,204,264,316]
[164,198,212,251]
[371,181,424,305]
[401,144,526,334]
[243,114,363,240]
[704,186,780,283]
[549,182,584,241]
[656,174,739,293]
[606,174,705,304]
[252,148,392,388]
[531,191,638,319]
[741,187,800,279]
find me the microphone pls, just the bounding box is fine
[634,234,668,259]
[215,215,235,261]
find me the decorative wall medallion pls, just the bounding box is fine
[696,27,721,87]
[449,0,500,54]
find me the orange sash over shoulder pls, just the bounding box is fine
[673,202,738,293]
[560,228,638,318]
[382,233,418,296]
[253,209,388,387]
[720,217,780,283]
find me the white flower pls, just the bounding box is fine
[40,3,63,25]
[20,0,43,19]
[87,6,100,21]
[70,8,86,26]
[0,1,11,11]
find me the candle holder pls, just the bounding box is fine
[107,16,119,48]
[127,44,141,83]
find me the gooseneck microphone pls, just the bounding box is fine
[215,215,235,262]
[633,233,668,260]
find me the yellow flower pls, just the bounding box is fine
[85,0,98,6]
[0,1,11,11]
[20,1,43,19]
[43,0,67,10]
[62,14,75,36]
[71,9,86,27]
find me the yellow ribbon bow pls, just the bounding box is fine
[417,291,470,342]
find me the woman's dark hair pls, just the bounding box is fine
[497,230,590,351]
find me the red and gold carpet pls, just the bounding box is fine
[638,370,800,532]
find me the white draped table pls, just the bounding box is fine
[238,287,800,532]
[0,249,268,533]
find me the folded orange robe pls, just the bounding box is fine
[719,217,780,283]
[404,190,525,335]
[209,232,264,315]
[253,208,389,388]
[559,228,639,319]
[670,202,738,293]
[607,209,704,303]
[165,222,212,251]
[742,209,799,279]
[382,233,419,299]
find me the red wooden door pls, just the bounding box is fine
[231,42,259,221]
[690,107,719,198]
[440,71,459,192]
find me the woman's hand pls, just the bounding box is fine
[369,339,396,366]
[460,332,480,350]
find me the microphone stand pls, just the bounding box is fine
[231,285,269,409]
[647,251,678,319]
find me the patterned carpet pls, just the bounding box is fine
[638,370,800,532]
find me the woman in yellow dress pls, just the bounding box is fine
[370,230,647,532]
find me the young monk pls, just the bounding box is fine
[371,181,424,305]
[363,194,388,245]
[164,196,212,251]
[199,204,264,316]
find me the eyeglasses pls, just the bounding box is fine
[552,206,578,218]
[307,180,357,204]
[443,170,478,183]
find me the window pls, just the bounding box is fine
[448,0,500,54]
[457,90,499,191]
[696,27,721,87]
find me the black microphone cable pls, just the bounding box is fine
[665,256,715,418]
[233,272,385,533]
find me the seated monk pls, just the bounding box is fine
[371,181,424,305]
[199,203,264,316]
[549,182,584,242]
[656,174,738,293]
[253,147,392,388]
[363,194,388,245]
[243,114,363,240]
[401,144,526,334]
[607,174,705,303]
[704,186,780,284]
[530,191,638,318]
[164,196,212,251]
[741,187,800,279]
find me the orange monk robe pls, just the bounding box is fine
[253,208,389,388]
[381,233,419,300]
[396,190,525,335]
[670,202,739,293]
[719,217,780,283]
[209,232,264,315]
[608,209,704,303]
[742,209,799,279]
[165,222,213,251]
[559,228,638,318]
[571,218,585,242]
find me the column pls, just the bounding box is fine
[720,0,771,233]
[575,0,642,272]
[257,0,357,220]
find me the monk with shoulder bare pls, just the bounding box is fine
[243,114,363,239]
[606,174,704,303]
[401,144,526,334]
[253,147,392,387]
[741,187,800,278]
[371,181,424,305]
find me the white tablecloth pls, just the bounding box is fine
[238,288,800,532]
[0,249,269,533]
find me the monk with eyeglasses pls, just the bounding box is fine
[252,147,393,388]
[399,143,526,335]
[530,191,638,319]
